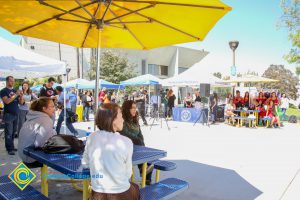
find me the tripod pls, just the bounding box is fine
[149,104,170,130]
[193,105,210,127]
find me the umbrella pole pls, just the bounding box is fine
[63,72,67,135]
[94,29,102,131]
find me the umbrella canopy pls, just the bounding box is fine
[0,0,231,49]
[221,75,279,84]
[65,78,92,89]
[0,37,65,78]
[121,74,161,86]
[80,79,124,89]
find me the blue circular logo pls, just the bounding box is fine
[181,110,192,121]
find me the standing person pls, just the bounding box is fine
[162,89,169,117]
[98,87,106,106]
[39,77,57,100]
[111,91,117,103]
[167,89,176,118]
[18,97,56,168]
[17,81,36,137]
[0,76,24,155]
[120,100,154,185]
[135,87,148,125]
[194,91,202,108]
[280,93,289,117]
[82,91,93,121]
[55,86,78,136]
[233,90,244,109]
[68,88,77,113]
[209,92,218,124]
[82,103,139,200]
[243,91,250,109]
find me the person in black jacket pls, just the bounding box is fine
[167,89,176,118]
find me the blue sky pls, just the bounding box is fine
[0,0,295,75]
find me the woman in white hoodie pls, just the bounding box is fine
[82,103,139,200]
[18,97,56,168]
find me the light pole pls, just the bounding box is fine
[229,41,239,78]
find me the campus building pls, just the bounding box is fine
[21,37,209,81]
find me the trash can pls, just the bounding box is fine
[76,105,83,122]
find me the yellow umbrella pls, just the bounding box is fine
[0,0,231,113]
[0,0,231,49]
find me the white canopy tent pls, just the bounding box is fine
[0,37,65,78]
[161,62,225,87]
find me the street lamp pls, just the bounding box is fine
[229,41,239,77]
[66,67,71,81]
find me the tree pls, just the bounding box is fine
[280,0,300,67]
[88,50,137,83]
[213,72,222,79]
[262,64,299,99]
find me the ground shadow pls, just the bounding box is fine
[157,160,262,200]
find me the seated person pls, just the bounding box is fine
[120,100,153,185]
[233,90,244,109]
[184,93,193,108]
[224,98,236,117]
[266,101,281,128]
[18,97,56,168]
[82,103,139,199]
[255,92,266,106]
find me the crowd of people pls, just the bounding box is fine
[224,90,290,127]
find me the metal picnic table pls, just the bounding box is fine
[23,145,167,200]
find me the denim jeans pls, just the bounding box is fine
[56,109,78,135]
[3,113,18,151]
[83,106,90,121]
[137,102,147,124]
[210,106,217,122]
[18,109,28,136]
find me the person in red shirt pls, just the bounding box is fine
[268,92,280,106]
[98,87,106,105]
[243,91,250,108]
[266,100,280,127]
[255,92,266,106]
[233,90,244,108]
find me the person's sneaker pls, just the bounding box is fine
[13,148,17,152]
[143,122,148,126]
[8,151,15,155]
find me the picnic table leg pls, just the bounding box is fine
[155,170,161,183]
[41,164,48,197]
[141,163,147,188]
[83,179,89,200]
[255,113,259,125]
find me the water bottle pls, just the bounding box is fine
[86,127,92,140]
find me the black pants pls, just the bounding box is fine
[137,102,147,124]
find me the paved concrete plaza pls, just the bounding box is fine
[0,118,299,200]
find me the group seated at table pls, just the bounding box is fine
[226,90,282,127]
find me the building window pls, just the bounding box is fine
[179,67,187,74]
[148,64,159,75]
[142,59,146,75]
[160,65,168,76]
[148,64,168,76]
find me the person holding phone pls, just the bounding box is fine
[0,76,24,155]
[17,81,36,137]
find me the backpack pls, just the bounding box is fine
[67,110,78,123]
[288,115,298,123]
[42,135,85,154]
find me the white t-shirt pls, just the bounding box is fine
[281,97,289,109]
[81,130,133,193]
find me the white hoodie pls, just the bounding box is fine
[18,111,56,163]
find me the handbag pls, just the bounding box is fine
[42,135,85,154]
[67,110,78,123]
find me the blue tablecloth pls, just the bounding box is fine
[23,145,167,179]
[172,107,208,123]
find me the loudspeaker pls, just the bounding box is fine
[200,84,210,97]
[154,84,162,96]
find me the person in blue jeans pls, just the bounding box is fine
[68,88,77,113]
[0,76,24,155]
[55,86,78,136]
